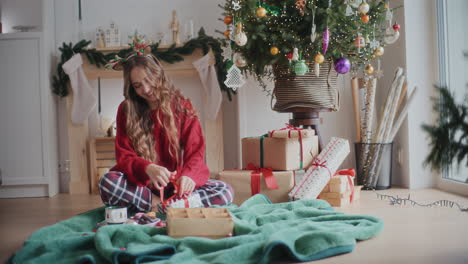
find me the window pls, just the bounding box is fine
[436,0,468,184]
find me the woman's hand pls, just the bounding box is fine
[176,176,196,195]
[145,164,175,190]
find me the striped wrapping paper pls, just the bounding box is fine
[288,137,350,200]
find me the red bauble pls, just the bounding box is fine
[286,52,293,60]
[393,23,401,31]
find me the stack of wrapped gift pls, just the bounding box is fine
[317,169,363,207]
[217,125,319,205]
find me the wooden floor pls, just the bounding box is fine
[1,188,467,263]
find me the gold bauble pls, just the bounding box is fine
[270,46,279,55]
[314,53,324,64]
[256,7,267,18]
[224,16,233,25]
[365,64,374,74]
[374,47,385,57]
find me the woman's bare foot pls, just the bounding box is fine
[151,193,162,212]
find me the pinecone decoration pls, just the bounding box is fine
[295,0,306,16]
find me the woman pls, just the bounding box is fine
[99,52,233,212]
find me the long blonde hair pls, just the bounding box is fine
[122,54,189,164]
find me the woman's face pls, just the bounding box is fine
[130,66,157,106]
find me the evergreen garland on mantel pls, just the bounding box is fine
[52,28,234,100]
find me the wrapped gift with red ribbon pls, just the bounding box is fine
[289,137,350,201]
[159,176,204,213]
[216,163,294,205]
[317,169,363,207]
[242,124,319,171]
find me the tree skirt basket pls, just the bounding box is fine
[272,61,339,112]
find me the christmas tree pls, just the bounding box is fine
[220,0,400,77]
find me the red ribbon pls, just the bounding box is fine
[246,163,278,195]
[335,169,356,202]
[269,123,305,169]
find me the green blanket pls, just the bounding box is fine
[8,195,383,264]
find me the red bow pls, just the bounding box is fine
[268,123,304,138]
[334,168,356,202]
[246,163,278,195]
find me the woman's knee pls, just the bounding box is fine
[98,171,123,189]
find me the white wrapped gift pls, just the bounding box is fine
[288,137,350,200]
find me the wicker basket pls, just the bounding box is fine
[272,61,339,112]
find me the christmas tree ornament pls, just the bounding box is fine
[393,23,401,31]
[256,7,267,18]
[322,27,330,55]
[384,27,400,44]
[385,6,393,22]
[234,22,248,46]
[334,57,351,74]
[346,4,354,16]
[314,62,320,77]
[292,48,299,61]
[374,46,384,57]
[314,53,325,64]
[358,2,370,14]
[365,64,374,74]
[232,0,241,11]
[270,46,279,55]
[286,52,293,60]
[224,16,233,25]
[369,39,379,49]
[354,34,365,49]
[233,52,247,67]
[224,30,231,39]
[224,64,245,91]
[310,8,317,42]
[295,0,306,16]
[361,14,370,23]
[294,60,309,75]
[350,0,363,8]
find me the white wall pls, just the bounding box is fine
[379,0,409,187]
[0,0,42,33]
[403,0,438,188]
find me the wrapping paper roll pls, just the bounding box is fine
[289,137,350,200]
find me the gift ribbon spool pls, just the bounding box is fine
[105,206,128,224]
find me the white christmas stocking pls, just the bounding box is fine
[193,53,222,121]
[62,54,97,125]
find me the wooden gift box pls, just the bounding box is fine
[166,208,234,239]
[217,170,294,205]
[241,136,319,171]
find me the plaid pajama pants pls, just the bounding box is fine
[98,171,234,212]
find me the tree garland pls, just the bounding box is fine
[52,28,235,100]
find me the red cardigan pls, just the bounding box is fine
[110,99,210,188]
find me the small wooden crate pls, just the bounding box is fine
[87,137,116,194]
[166,208,234,239]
